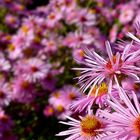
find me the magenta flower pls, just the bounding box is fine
[14,58,51,82]
[12,77,36,103]
[56,110,109,140]
[99,88,140,140]
[70,83,108,112]
[74,41,140,96]
[119,5,134,25]
[48,85,82,119]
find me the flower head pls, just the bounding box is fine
[99,87,140,140]
[14,58,51,82]
[56,110,108,140]
[74,41,140,96]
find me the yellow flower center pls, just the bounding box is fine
[34,37,41,43]
[90,83,108,97]
[8,44,15,51]
[81,115,102,137]
[133,115,140,135]
[56,105,64,112]
[21,26,29,33]
[54,92,61,98]
[48,107,54,114]
[79,50,84,57]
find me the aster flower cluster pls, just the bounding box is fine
[57,3,140,140]
[1,0,140,139]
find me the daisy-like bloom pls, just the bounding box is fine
[99,88,140,140]
[5,14,19,28]
[71,9,96,27]
[43,105,54,117]
[59,0,76,13]
[14,58,51,82]
[12,77,37,103]
[119,5,134,25]
[72,48,85,61]
[46,10,62,28]
[74,41,140,96]
[63,31,94,48]
[12,28,34,49]
[48,85,82,119]
[70,83,120,113]
[56,110,109,140]
[41,39,57,54]
[70,83,108,112]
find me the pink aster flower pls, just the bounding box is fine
[119,5,134,25]
[72,48,85,61]
[41,39,57,54]
[56,110,110,140]
[14,58,51,82]
[99,88,140,140]
[48,90,71,119]
[71,9,96,27]
[12,77,36,103]
[63,31,94,48]
[43,105,54,117]
[5,14,19,28]
[70,83,119,112]
[53,0,76,14]
[70,83,108,112]
[48,85,82,119]
[46,10,62,28]
[74,41,140,95]
[12,28,34,49]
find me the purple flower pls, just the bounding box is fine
[74,41,140,96]
[99,88,140,140]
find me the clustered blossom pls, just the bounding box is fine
[57,2,140,140]
[45,85,82,120]
[57,28,140,140]
[1,0,140,139]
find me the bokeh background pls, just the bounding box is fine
[0,0,139,139]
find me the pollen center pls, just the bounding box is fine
[80,115,102,136]
[21,81,30,89]
[106,55,122,70]
[90,83,108,97]
[133,115,140,135]
[31,66,38,72]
